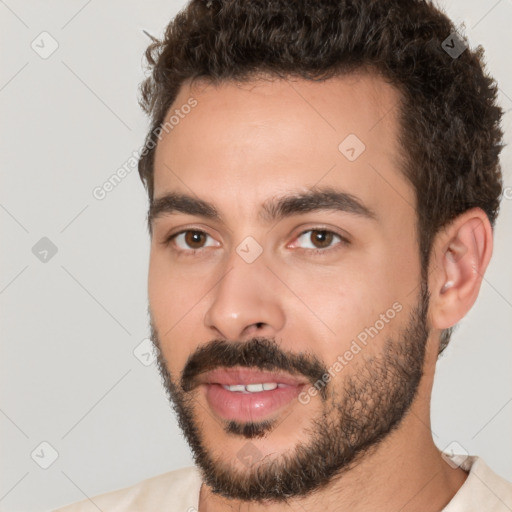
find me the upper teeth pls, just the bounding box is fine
[223,383,280,393]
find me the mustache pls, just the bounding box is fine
[180,337,328,395]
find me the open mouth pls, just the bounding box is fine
[221,382,294,393]
[198,368,308,422]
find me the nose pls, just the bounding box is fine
[203,251,286,341]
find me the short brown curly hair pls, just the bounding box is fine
[137,0,504,353]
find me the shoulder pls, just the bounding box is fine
[52,466,202,512]
[443,455,512,511]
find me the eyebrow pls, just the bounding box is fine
[147,186,377,232]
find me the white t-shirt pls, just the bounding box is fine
[53,455,512,511]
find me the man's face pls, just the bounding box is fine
[148,73,429,501]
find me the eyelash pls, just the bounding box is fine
[162,228,349,257]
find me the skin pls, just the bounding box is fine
[148,72,493,511]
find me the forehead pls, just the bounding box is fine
[152,72,413,222]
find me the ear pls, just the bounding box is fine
[428,208,493,330]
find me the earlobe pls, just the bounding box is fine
[430,209,493,330]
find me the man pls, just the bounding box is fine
[55,0,512,510]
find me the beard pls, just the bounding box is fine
[149,280,430,504]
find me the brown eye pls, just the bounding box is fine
[183,231,207,249]
[169,230,219,253]
[309,230,334,249]
[294,228,346,253]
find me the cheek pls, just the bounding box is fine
[148,250,201,320]
[148,252,204,374]
[148,251,172,320]
[284,251,416,358]
[303,274,380,351]
[345,241,420,344]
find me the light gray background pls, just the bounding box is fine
[0,1,511,511]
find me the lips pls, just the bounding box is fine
[197,367,309,422]
[197,367,309,387]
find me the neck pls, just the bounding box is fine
[199,428,467,512]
